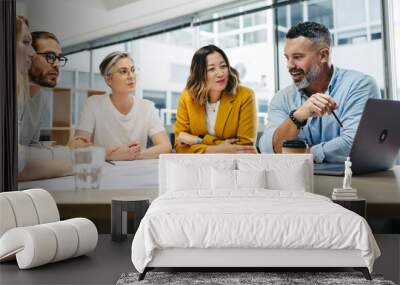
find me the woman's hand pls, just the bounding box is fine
[177,132,201,146]
[106,142,141,161]
[208,138,257,154]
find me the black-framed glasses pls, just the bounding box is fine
[37,52,68,67]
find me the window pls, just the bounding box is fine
[62,0,387,131]
[277,6,288,28]
[308,0,333,29]
[171,92,180,109]
[218,16,240,32]
[143,90,166,109]
[170,92,181,124]
[243,11,266,27]
[290,2,303,27]
[218,34,240,49]
[200,23,213,33]
[77,71,90,89]
[64,1,276,131]
[370,25,382,40]
[243,30,267,45]
[278,30,286,42]
[74,91,89,126]
[200,22,216,47]
[277,0,385,94]
[169,28,193,47]
[337,29,367,45]
[93,73,109,92]
[257,99,269,124]
[335,0,365,28]
[170,64,190,83]
[258,99,268,113]
[369,0,381,22]
[200,37,215,47]
[64,51,90,73]
[59,51,91,126]
[58,70,74,88]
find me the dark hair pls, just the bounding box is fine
[286,21,331,47]
[31,31,60,51]
[186,45,239,106]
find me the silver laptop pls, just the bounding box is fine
[314,99,400,176]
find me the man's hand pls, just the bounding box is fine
[68,136,93,149]
[295,93,337,122]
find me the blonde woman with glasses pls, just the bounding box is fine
[70,51,172,160]
[175,45,257,153]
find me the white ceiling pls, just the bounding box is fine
[16,0,237,47]
[102,0,142,10]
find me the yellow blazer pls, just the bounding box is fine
[174,85,257,153]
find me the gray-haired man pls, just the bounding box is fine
[259,21,380,163]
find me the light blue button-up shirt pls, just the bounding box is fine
[259,67,381,163]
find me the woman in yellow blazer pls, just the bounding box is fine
[175,45,257,153]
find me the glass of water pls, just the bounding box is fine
[72,147,105,190]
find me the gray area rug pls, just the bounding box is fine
[116,272,396,285]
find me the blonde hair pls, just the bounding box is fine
[186,45,239,106]
[16,16,30,112]
[99,51,131,76]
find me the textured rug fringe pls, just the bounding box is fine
[116,271,395,285]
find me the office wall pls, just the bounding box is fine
[16,0,237,47]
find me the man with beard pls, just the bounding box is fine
[19,31,67,145]
[259,21,380,163]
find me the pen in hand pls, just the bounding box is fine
[105,160,115,166]
[331,111,343,128]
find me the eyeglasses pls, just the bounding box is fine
[114,66,135,76]
[37,52,68,67]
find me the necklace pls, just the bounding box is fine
[206,100,220,113]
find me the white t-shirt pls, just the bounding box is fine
[206,100,220,136]
[77,94,165,149]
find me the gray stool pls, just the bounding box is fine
[111,197,150,242]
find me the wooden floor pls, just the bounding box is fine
[0,235,134,285]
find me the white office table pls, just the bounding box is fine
[18,160,400,233]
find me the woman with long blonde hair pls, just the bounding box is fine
[16,16,35,113]
[175,45,257,153]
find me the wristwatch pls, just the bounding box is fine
[289,109,307,129]
[195,134,204,144]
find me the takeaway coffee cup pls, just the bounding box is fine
[282,140,308,154]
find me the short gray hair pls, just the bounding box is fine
[286,21,331,48]
[99,51,131,76]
